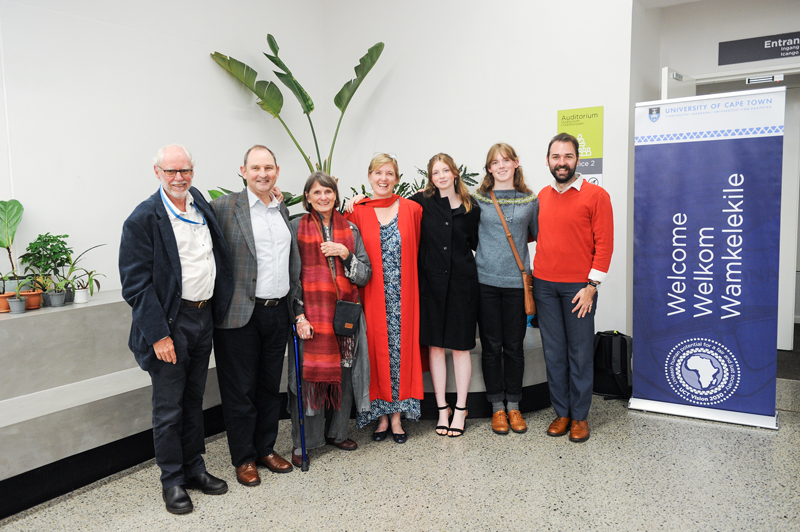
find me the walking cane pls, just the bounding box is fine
[292,324,309,472]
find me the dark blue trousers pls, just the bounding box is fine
[214,300,289,467]
[533,278,597,420]
[148,304,213,488]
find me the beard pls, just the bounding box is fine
[550,164,576,184]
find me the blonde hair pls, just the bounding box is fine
[477,143,531,195]
[368,153,400,178]
[424,153,473,213]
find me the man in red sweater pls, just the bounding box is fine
[533,133,613,442]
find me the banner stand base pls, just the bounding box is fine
[628,398,778,430]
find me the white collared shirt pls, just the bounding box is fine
[550,173,584,194]
[247,187,291,299]
[161,187,216,301]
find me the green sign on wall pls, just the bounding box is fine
[557,106,604,187]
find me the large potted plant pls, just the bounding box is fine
[0,199,24,294]
[19,233,72,306]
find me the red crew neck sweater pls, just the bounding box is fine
[533,182,613,283]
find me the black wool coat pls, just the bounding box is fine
[410,190,481,350]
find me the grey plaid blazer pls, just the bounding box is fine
[210,188,300,329]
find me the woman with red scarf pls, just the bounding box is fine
[287,172,372,466]
[347,153,424,443]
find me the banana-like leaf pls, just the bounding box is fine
[208,187,235,200]
[211,52,284,118]
[0,199,24,248]
[264,55,315,115]
[267,34,279,56]
[334,42,384,113]
[262,35,314,115]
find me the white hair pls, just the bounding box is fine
[153,144,195,166]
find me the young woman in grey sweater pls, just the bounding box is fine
[472,142,538,436]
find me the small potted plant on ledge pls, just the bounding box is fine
[8,275,30,314]
[58,244,105,304]
[0,199,24,295]
[49,277,70,307]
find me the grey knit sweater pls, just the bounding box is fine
[473,189,538,289]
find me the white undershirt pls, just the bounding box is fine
[247,188,291,299]
[161,188,215,301]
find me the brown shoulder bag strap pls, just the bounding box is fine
[489,190,526,274]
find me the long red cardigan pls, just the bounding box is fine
[346,195,425,402]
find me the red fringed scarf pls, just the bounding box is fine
[297,210,359,410]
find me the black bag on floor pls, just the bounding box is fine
[593,330,633,399]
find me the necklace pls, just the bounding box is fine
[499,190,517,222]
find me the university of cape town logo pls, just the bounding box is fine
[649,107,660,122]
[664,338,740,406]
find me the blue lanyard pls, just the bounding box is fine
[160,186,206,226]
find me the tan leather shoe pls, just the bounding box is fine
[235,462,260,486]
[569,419,590,442]
[491,410,509,435]
[547,416,572,437]
[507,410,527,433]
[258,452,294,473]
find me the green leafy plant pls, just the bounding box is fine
[0,199,24,277]
[20,233,72,281]
[56,244,105,295]
[211,34,384,175]
[13,274,31,300]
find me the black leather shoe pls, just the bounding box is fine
[163,486,193,515]
[184,471,228,495]
[391,431,408,444]
[372,429,388,441]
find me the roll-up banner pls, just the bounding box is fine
[631,87,786,429]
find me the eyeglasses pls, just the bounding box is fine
[372,152,397,160]
[158,166,194,177]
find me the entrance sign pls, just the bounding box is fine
[631,87,786,429]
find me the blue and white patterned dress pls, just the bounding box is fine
[356,214,421,427]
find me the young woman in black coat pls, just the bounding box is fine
[410,153,480,437]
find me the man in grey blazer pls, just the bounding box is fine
[211,145,300,487]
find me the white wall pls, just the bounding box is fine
[660,0,800,77]
[0,0,638,332]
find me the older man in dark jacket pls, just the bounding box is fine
[119,144,232,515]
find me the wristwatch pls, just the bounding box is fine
[587,280,600,289]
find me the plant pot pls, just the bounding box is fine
[41,291,52,307]
[4,278,19,295]
[73,288,90,304]
[0,293,12,313]
[65,287,74,304]
[8,296,27,314]
[50,290,67,307]
[21,289,43,310]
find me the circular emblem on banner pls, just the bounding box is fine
[664,338,740,406]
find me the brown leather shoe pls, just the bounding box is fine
[547,416,572,437]
[235,462,260,486]
[291,447,307,468]
[507,410,527,433]
[258,452,293,473]
[569,419,590,442]
[491,410,509,435]
[326,437,358,451]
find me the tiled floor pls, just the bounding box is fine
[2,382,799,532]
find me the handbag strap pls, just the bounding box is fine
[490,190,526,274]
[311,214,343,301]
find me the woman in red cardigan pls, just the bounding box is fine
[346,153,424,443]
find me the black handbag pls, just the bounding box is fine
[333,299,361,337]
